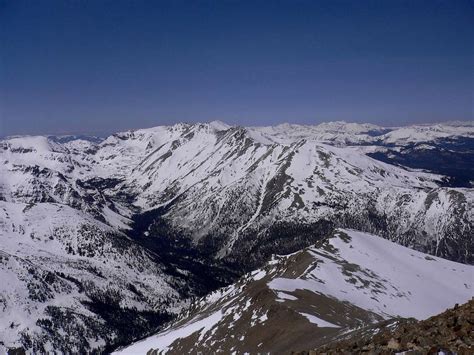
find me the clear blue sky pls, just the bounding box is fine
[1,0,473,135]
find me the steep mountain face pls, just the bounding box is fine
[114,229,473,354]
[3,122,472,265]
[1,121,473,352]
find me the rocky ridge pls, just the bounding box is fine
[303,298,473,354]
[115,229,473,354]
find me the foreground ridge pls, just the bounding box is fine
[301,298,473,354]
[114,229,473,354]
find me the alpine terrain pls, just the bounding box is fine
[114,229,473,354]
[1,121,473,353]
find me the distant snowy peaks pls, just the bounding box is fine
[3,135,54,153]
[4,120,473,152]
[314,120,383,132]
[208,120,232,131]
[48,134,105,144]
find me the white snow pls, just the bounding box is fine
[114,311,225,354]
[258,312,268,323]
[268,229,473,320]
[299,312,339,328]
[251,269,267,281]
[275,291,298,302]
[1,121,473,352]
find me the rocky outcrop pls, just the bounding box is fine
[301,299,474,354]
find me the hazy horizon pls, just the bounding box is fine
[2,118,474,138]
[2,0,473,136]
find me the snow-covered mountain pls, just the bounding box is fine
[114,229,473,354]
[0,121,473,352]
[246,120,474,146]
[0,201,187,353]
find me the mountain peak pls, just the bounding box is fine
[208,120,232,131]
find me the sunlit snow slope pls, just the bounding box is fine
[115,229,473,355]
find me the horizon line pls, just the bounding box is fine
[2,118,474,139]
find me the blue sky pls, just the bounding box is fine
[1,0,473,135]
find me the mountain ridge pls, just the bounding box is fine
[114,229,473,354]
[1,121,473,352]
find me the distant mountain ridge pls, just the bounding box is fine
[0,120,473,352]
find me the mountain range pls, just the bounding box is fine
[1,121,473,353]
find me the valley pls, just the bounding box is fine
[1,121,473,353]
